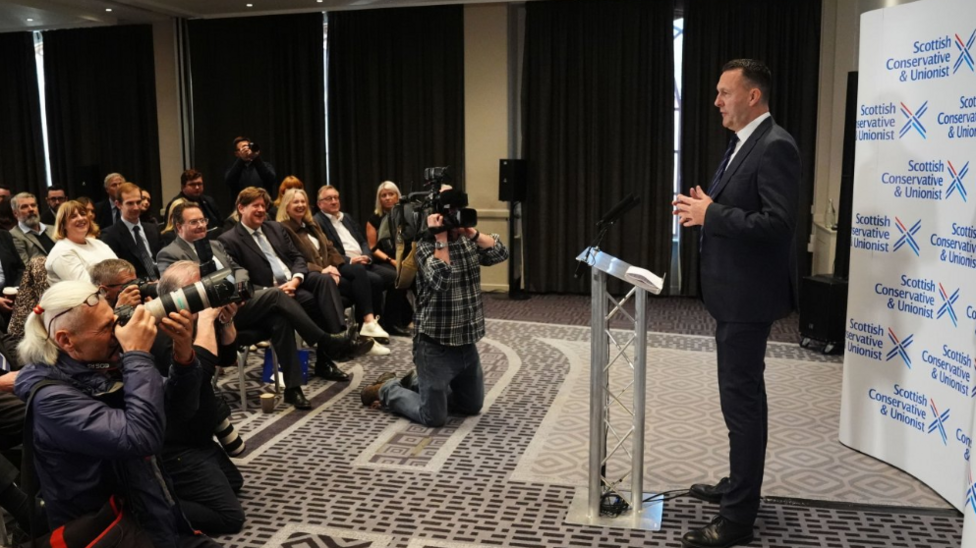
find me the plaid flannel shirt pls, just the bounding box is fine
[414,233,508,346]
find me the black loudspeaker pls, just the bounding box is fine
[834,71,858,279]
[499,159,527,202]
[799,275,849,354]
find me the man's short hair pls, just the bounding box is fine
[171,201,202,229]
[232,136,250,150]
[90,259,136,286]
[115,183,141,202]
[11,192,36,212]
[158,260,199,295]
[722,59,772,105]
[103,172,124,188]
[46,185,65,197]
[181,169,204,188]
[236,187,271,210]
[317,185,338,201]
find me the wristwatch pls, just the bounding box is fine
[434,240,448,250]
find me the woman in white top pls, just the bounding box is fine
[45,200,118,284]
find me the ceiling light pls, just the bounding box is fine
[105,8,112,11]
[27,18,34,21]
[246,3,253,6]
[317,0,323,3]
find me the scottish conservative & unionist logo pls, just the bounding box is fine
[851,213,891,252]
[867,384,928,433]
[874,274,935,320]
[922,343,971,396]
[937,94,976,139]
[932,221,976,269]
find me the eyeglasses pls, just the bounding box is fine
[45,291,101,339]
[183,218,209,228]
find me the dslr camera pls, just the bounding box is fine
[119,276,159,300]
[116,268,252,326]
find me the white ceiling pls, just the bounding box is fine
[0,0,514,33]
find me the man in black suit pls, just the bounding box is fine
[166,169,223,231]
[217,189,369,406]
[94,172,124,228]
[0,230,25,327]
[314,185,397,336]
[672,59,799,548]
[100,183,162,279]
[40,185,67,226]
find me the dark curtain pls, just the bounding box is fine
[521,0,675,294]
[44,25,160,202]
[188,13,326,213]
[678,0,821,296]
[327,6,464,223]
[0,32,46,196]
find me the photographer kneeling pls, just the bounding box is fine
[14,281,217,547]
[361,197,508,427]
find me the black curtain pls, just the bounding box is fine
[521,0,675,294]
[327,6,464,223]
[678,0,821,296]
[43,25,160,202]
[0,32,46,196]
[188,13,326,214]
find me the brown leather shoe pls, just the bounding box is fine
[360,372,396,406]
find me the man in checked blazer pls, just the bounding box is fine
[672,59,799,548]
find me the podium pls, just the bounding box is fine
[565,247,664,531]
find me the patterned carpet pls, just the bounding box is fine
[212,314,962,548]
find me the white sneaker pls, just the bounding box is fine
[367,342,391,356]
[360,320,390,339]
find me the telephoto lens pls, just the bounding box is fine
[115,268,251,326]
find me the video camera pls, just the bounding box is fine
[116,268,252,326]
[413,166,477,233]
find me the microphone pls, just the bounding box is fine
[596,193,641,228]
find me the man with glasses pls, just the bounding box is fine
[159,201,369,409]
[14,281,219,547]
[166,169,222,230]
[40,186,67,226]
[100,183,162,279]
[10,192,57,265]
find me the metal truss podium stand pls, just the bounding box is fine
[565,246,663,531]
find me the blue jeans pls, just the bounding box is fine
[379,336,484,427]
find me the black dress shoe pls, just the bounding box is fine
[384,324,413,337]
[682,515,753,548]
[689,477,731,504]
[283,387,312,410]
[314,355,351,382]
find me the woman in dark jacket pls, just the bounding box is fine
[277,188,389,355]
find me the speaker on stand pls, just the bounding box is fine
[500,159,530,300]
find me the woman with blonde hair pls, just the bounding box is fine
[365,181,412,335]
[277,187,390,354]
[45,200,117,283]
[160,197,189,247]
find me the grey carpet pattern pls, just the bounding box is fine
[212,319,962,548]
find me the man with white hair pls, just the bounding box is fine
[94,172,124,228]
[9,192,56,264]
[14,281,218,547]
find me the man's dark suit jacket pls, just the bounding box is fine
[156,237,249,286]
[218,221,308,289]
[94,200,118,229]
[40,208,57,226]
[164,192,222,232]
[0,231,25,289]
[99,220,163,279]
[700,117,799,324]
[313,211,370,257]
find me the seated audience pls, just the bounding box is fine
[94,172,124,228]
[365,181,413,335]
[268,175,305,219]
[99,183,162,279]
[40,186,67,226]
[166,169,222,231]
[315,185,395,340]
[10,192,57,265]
[160,201,370,409]
[154,261,246,534]
[14,281,218,547]
[278,188,389,355]
[45,201,117,283]
[225,137,276,197]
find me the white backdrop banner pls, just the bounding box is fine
[838,0,976,523]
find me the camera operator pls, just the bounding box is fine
[361,186,508,427]
[155,261,246,535]
[14,281,218,547]
[225,137,277,197]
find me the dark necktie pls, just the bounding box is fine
[113,207,120,225]
[131,226,157,277]
[36,231,55,254]
[708,135,740,194]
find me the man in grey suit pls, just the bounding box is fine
[9,192,57,265]
[157,202,368,410]
[672,59,799,548]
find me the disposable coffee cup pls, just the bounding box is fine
[2,287,17,303]
[260,393,276,413]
